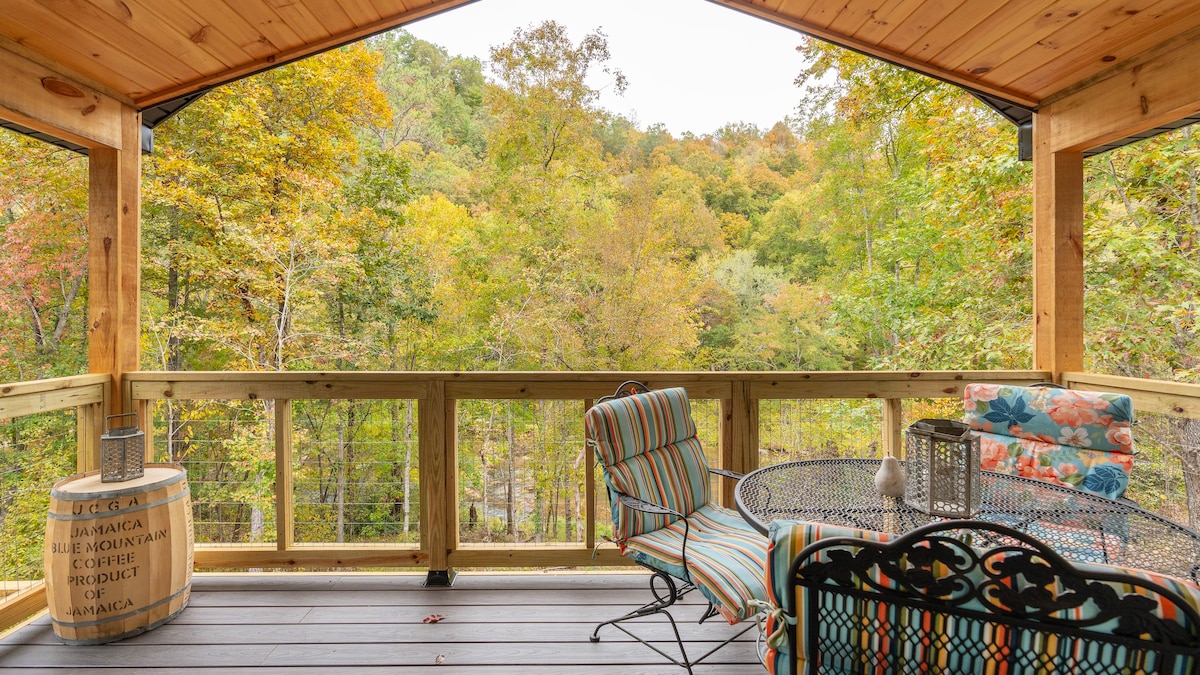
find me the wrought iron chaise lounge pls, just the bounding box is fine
[586,381,768,673]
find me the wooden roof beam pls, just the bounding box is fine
[0,44,124,150]
[1045,25,1200,154]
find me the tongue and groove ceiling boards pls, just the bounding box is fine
[1,0,1199,152]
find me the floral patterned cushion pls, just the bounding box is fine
[964,384,1134,500]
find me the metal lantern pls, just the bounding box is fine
[101,413,145,483]
[903,419,980,518]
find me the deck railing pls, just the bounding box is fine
[4,369,1200,629]
[0,374,108,630]
[123,370,1053,574]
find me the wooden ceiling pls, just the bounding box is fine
[2,0,1200,139]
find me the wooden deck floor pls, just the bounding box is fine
[0,573,762,673]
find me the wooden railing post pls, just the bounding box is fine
[419,379,455,585]
[721,379,756,507]
[76,400,104,473]
[883,398,904,458]
[275,399,293,550]
[583,398,596,552]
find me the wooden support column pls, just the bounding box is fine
[1032,108,1085,380]
[1032,26,1200,379]
[87,104,141,416]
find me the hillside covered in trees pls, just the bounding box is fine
[1,24,1198,562]
[2,23,1197,382]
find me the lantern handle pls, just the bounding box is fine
[105,412,139,431]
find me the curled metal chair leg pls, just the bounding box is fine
[590,571,696,672]
[590,570,682,641]
[590,570,754,673]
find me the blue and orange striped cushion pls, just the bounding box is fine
[764,521,894,675]
[762,520,1200,675]
[624,503,768,624]
[587,388,709,539]
[586,387,698,467]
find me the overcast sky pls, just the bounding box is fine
[404,0,812,136]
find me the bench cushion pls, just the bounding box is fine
[763,521,894,675]
[763,520,1200,675]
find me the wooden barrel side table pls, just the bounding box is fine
[44,463,194,645]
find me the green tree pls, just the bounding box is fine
[0,133,89,380]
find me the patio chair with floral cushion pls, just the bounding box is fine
[964,382,1135,500]
[758,519,1200,675]
[585,381,767,673]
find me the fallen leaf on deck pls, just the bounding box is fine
[423,614,445,623]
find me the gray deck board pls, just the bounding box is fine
[0,573,764,673]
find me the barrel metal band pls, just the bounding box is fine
[50,582,191,629]
[47,484,190,521]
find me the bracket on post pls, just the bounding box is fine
[423,569,456,587]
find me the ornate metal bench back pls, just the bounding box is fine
[789,520,1200,674]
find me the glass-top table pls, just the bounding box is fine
[735,458,1200,582]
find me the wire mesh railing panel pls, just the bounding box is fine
[457,400,587,546]
[291,399,419,546]
[758,399,885,466]
[1124,409,1200,529]
[901,398,965,429]
[150,400,274,545]
[0,410,76,596]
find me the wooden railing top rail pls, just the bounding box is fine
[1064,372,1200,417]
[0,373,108,419]
[125,370,1052,402]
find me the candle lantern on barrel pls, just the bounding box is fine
[100,413,145,483]
[903,419,981,518]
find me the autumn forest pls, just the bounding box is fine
[1,23,1198,573]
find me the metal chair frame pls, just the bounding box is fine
[587,380,756,673]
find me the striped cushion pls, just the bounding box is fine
[763,520,1200,675]
[763,521,893,675]
[624,503,768,624]
[600,436,710,539]
[586,387,697,466]
[587,388,708,539]
[1057,562,1200,675]
[587,386,767,626]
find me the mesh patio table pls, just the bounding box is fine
[735,458,1200,582]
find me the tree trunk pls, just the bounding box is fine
[1178,417,1200,530]
[1182,127,1200,249]
[336,404,348,544]
[506,402,518,540]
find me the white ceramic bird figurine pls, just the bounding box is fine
[874,456,906,498]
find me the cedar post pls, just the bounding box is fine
[1032,107,1084,380]
[88,104,141,420]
